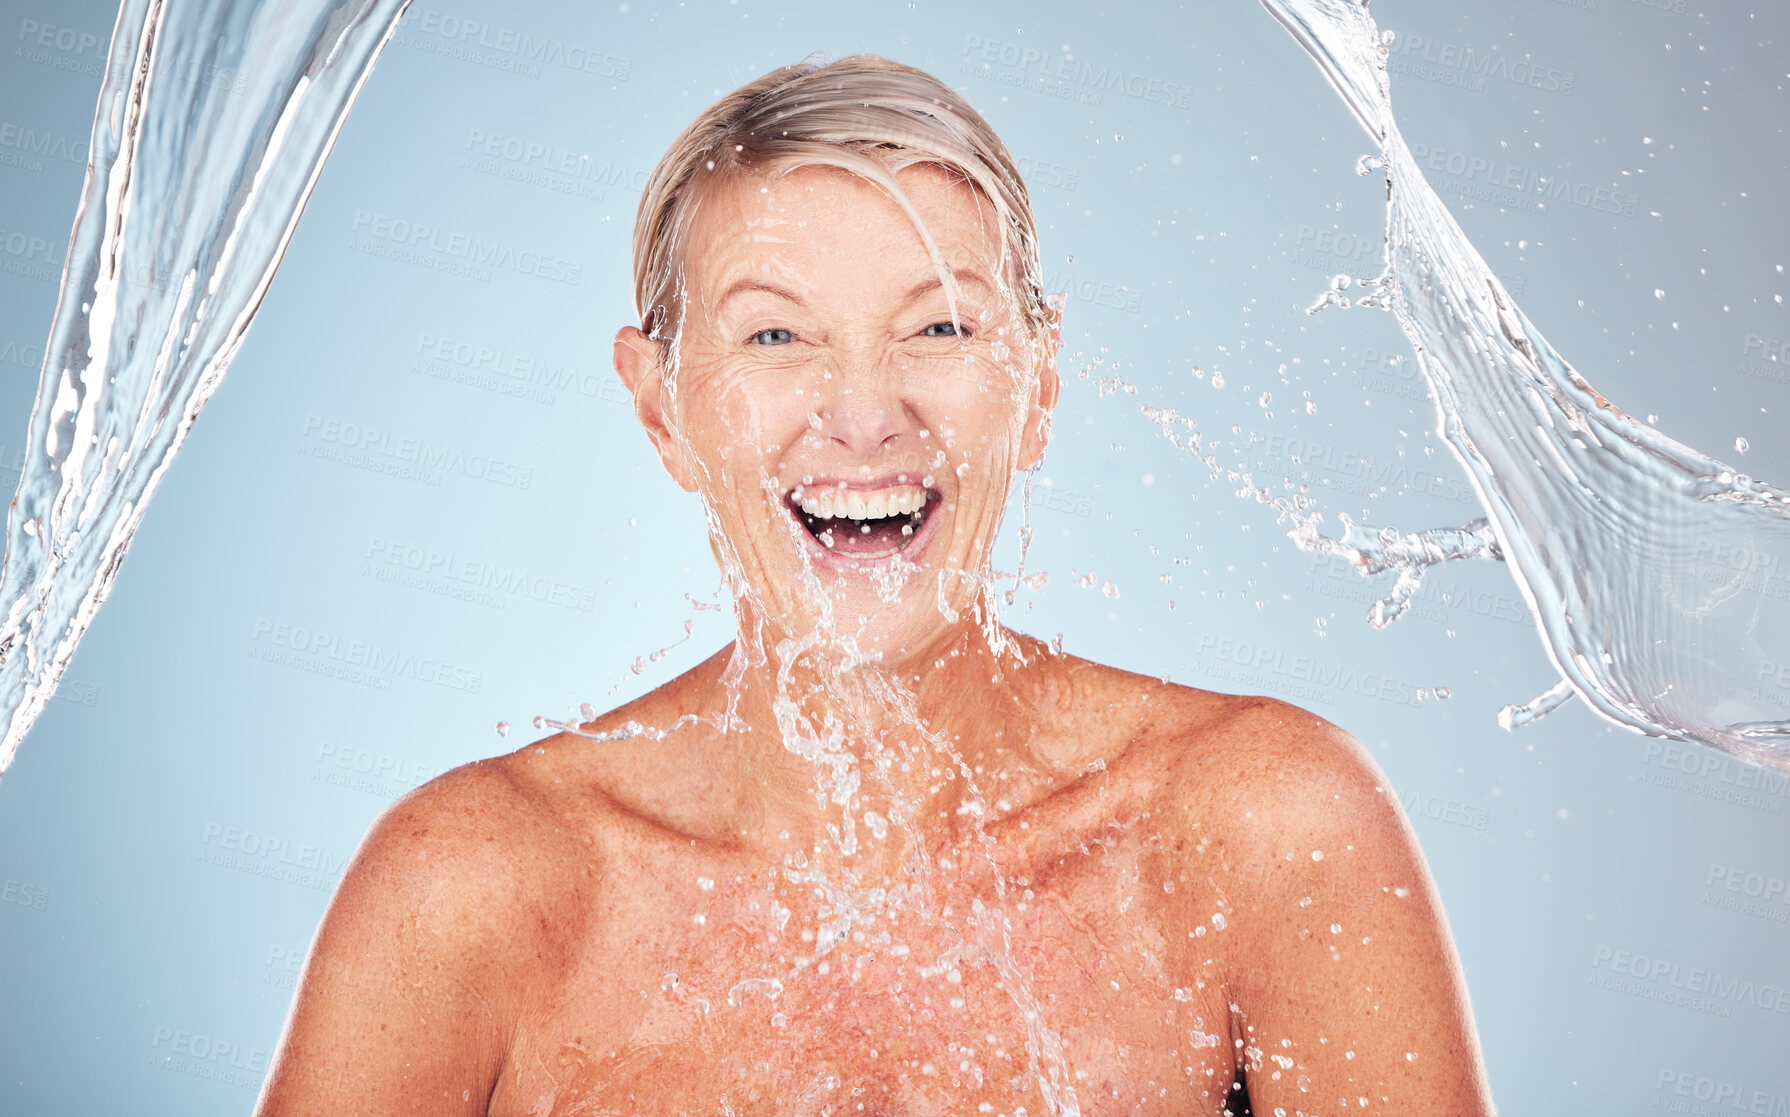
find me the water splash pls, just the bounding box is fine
[0,0,411,779]
[1259,0,1790,768]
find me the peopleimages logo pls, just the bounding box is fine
[1590,945,1790,1016]
[1256,432,1477,506]
[1634,740,1789,815]
[1703,863,1790,925]
[1738,334,1789,386]
[1654,1069,1788,1116]
[348,209,583,286]
[1190,632,1430,708]
[412,331,630,408]
[0,338,41,371]
[0,120,88,172]
[2,877,49,911]
[364,535,598,614]
[249,617,485,694]
[299,413,535,490]
[396,7,631,79]
[0,224,60,283]
[461,127,648,203]
[1386,34,1576,96]
[958,35,1195,110]
[1406,142,1641,220]
[1304,553,1534,630]
[149,1024,268,1091]
[197,821,347,892]
[13,17,107,77]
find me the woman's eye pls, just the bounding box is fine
[751,328,794,346]
[921,321,967,339]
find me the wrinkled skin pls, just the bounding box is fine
[255,166,1496,1117]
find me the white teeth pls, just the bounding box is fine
[791,485,930,521]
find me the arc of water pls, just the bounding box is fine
[0,0,412,779]
[1261,0,1790,768]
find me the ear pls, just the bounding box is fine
[1016,299,1064,473]
[613,325,698,493]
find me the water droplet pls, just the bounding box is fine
[726,977,783,1006]
[1735,436,1750,454]
[1211,912,1227,931]
[494,721,510,738]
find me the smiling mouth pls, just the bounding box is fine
[786,481,938,559]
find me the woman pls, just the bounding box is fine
[256,54,1496,1116]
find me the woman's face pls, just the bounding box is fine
[614,162,1060,665]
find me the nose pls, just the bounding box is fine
[815,352,913,457]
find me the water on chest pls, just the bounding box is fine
[495,862,1240,1117]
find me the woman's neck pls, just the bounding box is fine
[696,608,1055,866]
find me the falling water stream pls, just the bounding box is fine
[0,0,410,776]
[1,0,1786,1111]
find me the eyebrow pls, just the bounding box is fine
[715,278,809,310]
[712,270,997,313]
[900,270,995,307]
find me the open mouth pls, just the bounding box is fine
[786,481,939,561]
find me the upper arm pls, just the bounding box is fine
[1201,702,1496,1115]
[253,763,535,1116]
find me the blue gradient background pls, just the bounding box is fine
[2,0,1787,1112]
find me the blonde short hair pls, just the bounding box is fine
[630,53,1047,350]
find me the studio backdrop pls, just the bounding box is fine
[1,0,1786,1113]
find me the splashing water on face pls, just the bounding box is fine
[0,0,411,780]
[1242,0,1790,768]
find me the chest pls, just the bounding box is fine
[490,831,1240,1117]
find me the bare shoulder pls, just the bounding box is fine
[1071,661,1384,816]
[1067,667,1413,882]
[1147,689,1410,874]
[297,753,582,1004]
[1108,685,1492,1106]
[1174,692,1390,812]
[339,754,562,913]
[255,758,570,1114]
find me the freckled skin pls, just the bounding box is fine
[254,168,1496,1117]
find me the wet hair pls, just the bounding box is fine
[630,53,1048,353]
